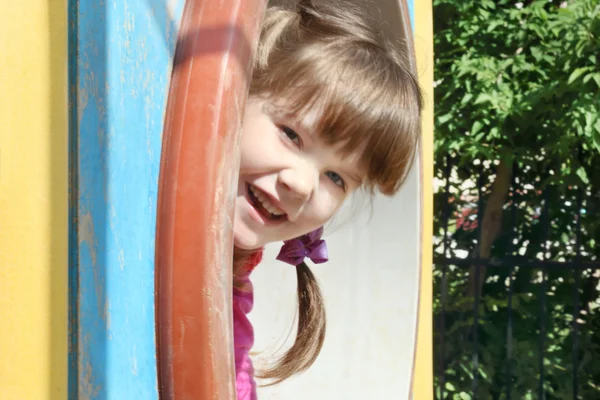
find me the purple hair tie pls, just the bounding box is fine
[276,226,328,266]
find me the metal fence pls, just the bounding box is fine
[433,158,600,400]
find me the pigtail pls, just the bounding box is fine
[257,261,326,385]
[232,248,327,383]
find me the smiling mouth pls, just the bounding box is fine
[247,184,287,222]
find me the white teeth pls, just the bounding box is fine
[250,186,285,216]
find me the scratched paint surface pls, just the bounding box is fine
[71,0,184,398]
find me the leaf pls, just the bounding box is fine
[438,113,453,125]
[472,121,484,135]
[593,120,600,152]
[446,382,456,391]
[530,24,545,38]
[486,20,503,33]
[461,93,474,105]
[481,0,496,10]
[593,73,600,89]
[576,167,589,184]
[567,67,590,84]
[474,93,493,105]
[478,367,488,379]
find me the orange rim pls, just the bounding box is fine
[155,0,266,398]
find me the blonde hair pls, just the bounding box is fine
[234,0,422,385]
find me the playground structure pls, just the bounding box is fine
[0,0,433,399]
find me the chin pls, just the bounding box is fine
[233,228,262,251]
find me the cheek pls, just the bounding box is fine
[239,119,282,171]
[239,128,266,171]
[311,185,347,224]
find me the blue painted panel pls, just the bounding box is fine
[70,0,184,398]
[408,0,415,30]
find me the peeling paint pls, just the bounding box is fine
[78,335,101,399]
[131,344,138,376]
[78,87,90,125]
[178,320,185,356]
[79,212,97,266]
[118,249,125,270]
[72,0,185,398]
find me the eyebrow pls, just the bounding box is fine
[340,165,364,187]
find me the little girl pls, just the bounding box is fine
[232,1,422,398]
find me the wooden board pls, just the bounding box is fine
[69,0,184,397]
[0,1,68,399]
[413,1,435,398]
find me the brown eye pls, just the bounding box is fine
[281,126,301,146]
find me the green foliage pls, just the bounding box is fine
[433,1,600,399]
[434,0,600,184]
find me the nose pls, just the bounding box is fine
[278,162,318,212]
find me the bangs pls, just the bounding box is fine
[251,40,422,195]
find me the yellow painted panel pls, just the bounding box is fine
[414,1,434,399]
[0,1,68,399]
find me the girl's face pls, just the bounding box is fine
[233,97,364,250]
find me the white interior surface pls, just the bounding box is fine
[250,157,421,399]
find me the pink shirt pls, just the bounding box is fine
[233,250,263,400]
